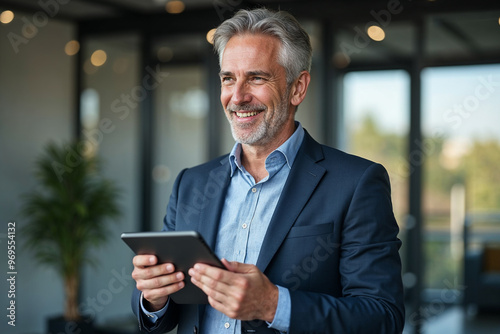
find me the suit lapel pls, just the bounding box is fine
[256,132,326,272]
[193,133,324,326]
[196,159,231,250]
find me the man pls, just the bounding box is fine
[131,8,404,334]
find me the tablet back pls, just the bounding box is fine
[122,230,224,304]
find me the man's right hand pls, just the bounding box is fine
[132,255,185,311]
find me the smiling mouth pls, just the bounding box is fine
[235,111,262,118]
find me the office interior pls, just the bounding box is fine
[1,0,499,333]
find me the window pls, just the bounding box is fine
[422,64,500,290]
[343,70,410,227]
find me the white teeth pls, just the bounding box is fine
[236,111,259,118]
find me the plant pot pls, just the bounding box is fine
[47,315,94,334]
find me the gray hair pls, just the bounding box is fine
[213,8,312,84]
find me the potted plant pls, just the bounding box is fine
[21,141,121,333]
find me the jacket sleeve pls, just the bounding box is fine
[131,288,180,333]
[289,163,405,333]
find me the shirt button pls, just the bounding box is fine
[224,322,230,329]
[242,223,248,229]
[251,188,257,193]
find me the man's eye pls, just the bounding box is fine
[221,77,233,83]
[252,77,264,82]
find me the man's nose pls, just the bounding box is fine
[231,82,251,105]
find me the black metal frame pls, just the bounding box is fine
[139,32,155,232]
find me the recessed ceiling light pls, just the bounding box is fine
[157,46,173,62]
[206,28,216,44]
[367,25,385,42]
[90,50,107,67]
[166,1,185,14]
[332,52,351,69]
[64,40,80,56]
[0,10,14,24]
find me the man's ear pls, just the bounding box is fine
[290,71,311,107]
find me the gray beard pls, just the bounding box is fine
[227,89,292,146]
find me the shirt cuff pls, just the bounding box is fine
[140,292,168,324]
[266,285,291,333]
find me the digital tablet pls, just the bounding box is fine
[121,230,224,304]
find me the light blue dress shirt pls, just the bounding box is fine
[142,123,305,333]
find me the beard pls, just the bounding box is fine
[225,88,292,146]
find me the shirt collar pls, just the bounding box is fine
[228,121,304,176]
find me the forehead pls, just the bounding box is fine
[221,34,282,69]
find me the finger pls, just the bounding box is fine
[132,262,176,280]
[207,294,231,315]
[220,260,255,274]
[137,271,185,290]
[196,276,250,320]
[143,279,185,301]
[133,255,158,268]
[142,280,185,311]
[190,275,207,293]
[191,274,229,305]
[189,266,232,297]
[221,258,237,272]
[189,266,218,288]
[192,263,233,284]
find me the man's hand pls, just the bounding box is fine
[132,255,185,311]
[188,259,279,322]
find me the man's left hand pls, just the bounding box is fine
[188,259,278,322]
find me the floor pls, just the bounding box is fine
[97,306,500,334]
[405,306,500,334]
[30,306,500,333]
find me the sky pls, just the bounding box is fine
[343,64,500,143]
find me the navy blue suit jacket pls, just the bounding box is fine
[132,130,405,333]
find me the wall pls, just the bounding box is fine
[0,14,138,333]
[0,14,74,333]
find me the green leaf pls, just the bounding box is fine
[19,140,123,315]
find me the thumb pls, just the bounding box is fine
[221,259,251,273]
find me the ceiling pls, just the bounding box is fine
[1,0,499,67]
[1,0,499,23]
